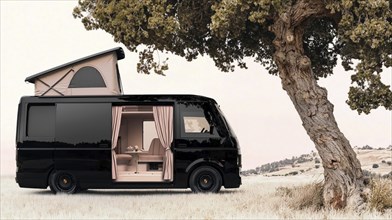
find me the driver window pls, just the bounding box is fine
[184,116,210,133]
[179,102,220,137]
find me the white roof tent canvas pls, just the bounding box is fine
[25,47,125,96]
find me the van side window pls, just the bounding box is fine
[183,116,210,133]
[56,103,111,146]
[179,103,223,137]
[27,105,55,138]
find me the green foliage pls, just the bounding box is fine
[325,0,392,113]
[73,0,392,113]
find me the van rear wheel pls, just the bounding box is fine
[189,166,222,193]
[49,171,78,194]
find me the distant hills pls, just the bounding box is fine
[241,145,392,178]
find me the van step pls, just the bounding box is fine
[115,171,163,182]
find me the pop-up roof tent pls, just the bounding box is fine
[25,47,125,96]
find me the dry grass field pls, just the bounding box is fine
[1,173,391,219]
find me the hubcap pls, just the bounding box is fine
[57,174,73,191]
[199,174,213,190]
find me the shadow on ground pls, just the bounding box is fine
[31,189,240,196]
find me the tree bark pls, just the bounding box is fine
[270,0,366,210]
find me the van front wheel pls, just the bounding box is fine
[189,166,222,193]
[49,171,78,194]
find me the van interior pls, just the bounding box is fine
[113,106,169,182]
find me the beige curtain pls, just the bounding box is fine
[111,106,123,179]
[153,106,174,181]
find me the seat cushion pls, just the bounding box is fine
[116,154,132,160]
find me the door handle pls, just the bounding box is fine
[177,144,187,148]
[99,143,109,148]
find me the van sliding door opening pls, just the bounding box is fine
[112,105,173,182]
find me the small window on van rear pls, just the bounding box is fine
[27,105,55,138]
[143,121,158,150]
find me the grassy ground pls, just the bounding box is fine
[1,174,391,219]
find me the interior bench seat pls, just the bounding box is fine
[138,138,165,163]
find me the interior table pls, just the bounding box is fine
[124,150,147,173]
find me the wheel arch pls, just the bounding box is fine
[46,166,56,187]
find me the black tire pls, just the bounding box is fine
[48,171,78,194]
[189,166,222,193]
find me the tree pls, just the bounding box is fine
[73,0,392,209]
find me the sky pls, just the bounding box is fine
[1,1,391,175]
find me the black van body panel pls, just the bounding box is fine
[16,95,241,190]
[16,148,53,188]
[53,148,112,188]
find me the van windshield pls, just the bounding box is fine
[214,104,234,135]
[215,104,240,153]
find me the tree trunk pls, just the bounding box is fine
[270,1,366,210]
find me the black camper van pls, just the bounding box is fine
[15,48,241,194]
